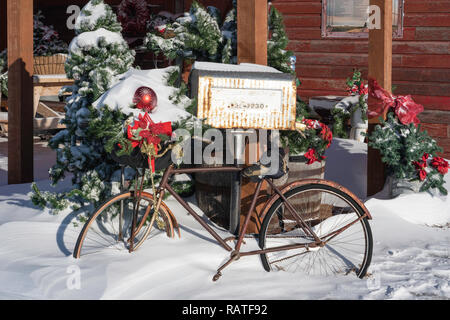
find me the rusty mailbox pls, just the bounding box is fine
[190,62,297,130]
[189,62,297,235]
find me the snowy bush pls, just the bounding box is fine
[369,112,448,195]
[32,0,135,213]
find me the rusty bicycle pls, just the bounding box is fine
[73,143,373,281]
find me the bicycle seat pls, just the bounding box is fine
[242,148,288,181]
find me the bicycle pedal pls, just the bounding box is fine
[212,272,222,282]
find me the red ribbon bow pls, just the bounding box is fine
[368,78,424,126]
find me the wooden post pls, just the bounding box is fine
[7,0,34,184]
[367,0,392,196]
[237,0,268,65]
[237,0,269,234]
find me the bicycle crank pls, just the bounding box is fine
[212,251,241,282]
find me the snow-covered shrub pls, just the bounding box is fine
[144,1,295,75]
[267,5,295,75]
[31,0,135,213]
[369,112,448,195]
[144,0,224,62]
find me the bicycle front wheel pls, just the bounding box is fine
[73,191,174,258]
[259,183,373,278]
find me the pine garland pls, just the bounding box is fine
[331,70,368,138]
[331,108,350,138]
[75,0,122,34]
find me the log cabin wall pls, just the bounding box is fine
[1,0,448,158]
[272,0,450,158]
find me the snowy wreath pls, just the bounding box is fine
[117,0,150,35]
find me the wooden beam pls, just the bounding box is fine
[368,0,392,102]
[367,0,392,196]
[7,0,34,184]
[236,0,269,234]
[237,0,268,65]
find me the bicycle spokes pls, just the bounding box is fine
[260,186,372,278]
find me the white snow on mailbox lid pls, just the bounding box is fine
[190,62,297,130]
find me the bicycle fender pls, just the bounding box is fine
[163,204,181,238]
[261,179,373,221]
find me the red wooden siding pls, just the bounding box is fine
[1,0,448,157]
[273,0,450,158]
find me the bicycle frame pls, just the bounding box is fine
[155,165,325,257]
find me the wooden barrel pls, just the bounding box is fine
[195,168,235,230]
[272,153,327,222]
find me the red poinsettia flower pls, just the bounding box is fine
[320,124,333,148]
[359,83,368,95]
[431,156,449,175]
[302,119,321,130]
[126,112,172,172]
[304,148,319,165]
[419,169,427,181]
[127,112,172,148]
[139,129,162,146]
[413,159,428,181]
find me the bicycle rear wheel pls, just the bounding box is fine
[73,191,174,258]
[259,183,372,278]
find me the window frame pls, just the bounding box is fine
[321,0,404,39]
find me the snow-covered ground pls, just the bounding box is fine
[0,138,448,300]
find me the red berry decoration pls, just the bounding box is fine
[133,86,157,112]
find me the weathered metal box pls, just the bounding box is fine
[190,62,297,130]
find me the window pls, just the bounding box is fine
[322,0,404,38]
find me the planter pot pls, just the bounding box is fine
[387,175,423,198]
[33,54,67,75]
[350,107,368,142]
[272,151,327,222]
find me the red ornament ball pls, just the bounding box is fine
[133,86,157,112]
